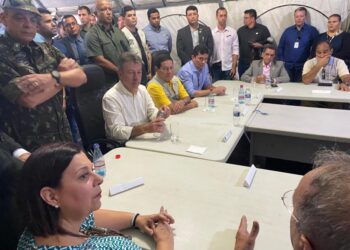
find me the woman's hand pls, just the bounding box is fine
[152,221,174,250]
[135,206,175,235]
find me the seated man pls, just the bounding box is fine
[177,45,226,98]
[102,52,170,141]
[241,44,290,83]
[234,150,350,250]
[147,53,198,114]
[303,41,350,91]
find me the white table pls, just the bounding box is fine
[126,98,258,162]
[246,103,350,164]
[101,148,301,250]
[216,80,350,103]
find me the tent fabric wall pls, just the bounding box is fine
[134,0,350,71]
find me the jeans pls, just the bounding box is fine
[212,62,233,82]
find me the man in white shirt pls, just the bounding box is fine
[102,52,170,141]
[121,5,151,86]
[211,7,239,82]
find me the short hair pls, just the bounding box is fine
[315,40,331,50]
[154,52,173,69]
[262,44,276,53]
[186,5,198,15]
[329,14,341,22]
[216,7,227,16]
[17,143,83,236]
[37,8,51,15]
[121,5,135,17]
[192,45,209,57]
[147,8,159,19]
[78,5,91,14]
[62,14,77,23]
[117,52,143,70]
[294,7,308,16]
[296,150,350,250]
[244,9,257,19]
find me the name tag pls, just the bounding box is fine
[294,42,299,48]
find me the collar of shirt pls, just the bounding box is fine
[213,26,229,33]
[149,24,161,32]
[116,81,139,97]
[97,21,115,32]
[66,35,83,43]
[263,61,272,68]
[189,60,201,73]
[4,31,40,52]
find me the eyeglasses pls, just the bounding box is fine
[64,22,77,28]
[281,189,299,223]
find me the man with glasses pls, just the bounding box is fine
[0,0,87,151]
[85,0,130,85]
[234,150,350,250]
[177,45,226,98]
[147,53,198,114]
[54,15,88,65]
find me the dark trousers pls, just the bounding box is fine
[284,63,303,82]
[141,63,148,86]
[238,61,250,80]
[212,62,233,82]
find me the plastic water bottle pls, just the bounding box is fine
[208,93,216,110]
[245,88,251,104]
[265,77,272,89]
[238,85,245,105]
[92,143,106,177]
[233,101,241,127]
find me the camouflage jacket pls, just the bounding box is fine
[0,34,72,151]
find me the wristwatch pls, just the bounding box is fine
[50,70,61,84]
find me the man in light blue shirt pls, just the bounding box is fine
[143,8,172,53]
[177,45,226,97]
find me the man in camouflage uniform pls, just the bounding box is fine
[0,0,87,151]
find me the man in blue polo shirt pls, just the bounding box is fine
[177,45,226,98]
[143,8,172,53]
[277,7,318,82]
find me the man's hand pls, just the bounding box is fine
[15,73,56,94]
[159,105,171,118]
[339,83,350,92]
[212,86,226,96]
[251,42,263,49]
[57,58,79,72]
[316,56,330,68]
[144,117,165,133]
[230,68,237,78]
[172,100,186,114]
[189,100,198,108]
[234,216,260,250]
[255,74,266,84]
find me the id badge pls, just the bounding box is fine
[294,42,299,48]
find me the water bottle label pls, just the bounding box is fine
[208,96,215,108]
[233,111,240,117]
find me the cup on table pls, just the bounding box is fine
[170,122,180,143]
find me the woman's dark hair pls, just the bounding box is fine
[17,143,83,237]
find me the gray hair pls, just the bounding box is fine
[117,52,143,71]
[296,150,350,250]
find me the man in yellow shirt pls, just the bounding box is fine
[147,53,198,114]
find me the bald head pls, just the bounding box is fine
[291,151,350,250]
[95,0,112,25]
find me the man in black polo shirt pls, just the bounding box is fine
[237,9,271,78]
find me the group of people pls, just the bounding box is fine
[0,0,350,249]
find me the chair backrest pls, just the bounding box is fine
[71,64,111,150]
